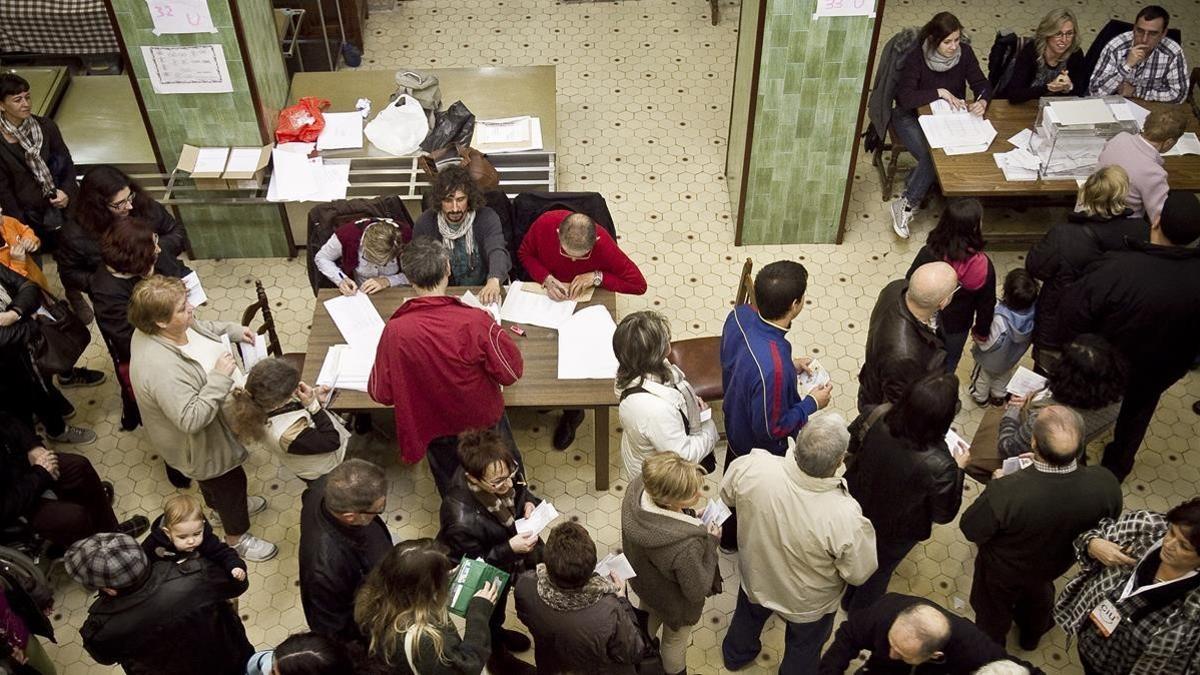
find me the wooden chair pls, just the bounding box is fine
[709,0,719,26]
[242,280,306,375]
[667,258,754,405]
[873,123,910,201]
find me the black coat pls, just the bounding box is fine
[0,116,76,234]
[1025,212,1148,354]
[60,200,189,294]
[89,252,190,364]
[819,593,1036,675]
[906,246,996,337]
[1004,41,1087,103]
[845,419,964,543]
[858,279,946,411]
[0,411,52,530]
[1061,239,1200,387]
[79,558,252,675]
[437,470,541,573]
[298,476,393,643]
[0,264,43,413]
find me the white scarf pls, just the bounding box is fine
[436,209,476,258]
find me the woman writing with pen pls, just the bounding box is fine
[314,217,409,295]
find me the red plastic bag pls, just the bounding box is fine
[275,96,330,143]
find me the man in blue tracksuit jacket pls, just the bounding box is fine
[719,260,833,550]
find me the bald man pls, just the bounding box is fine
[819,594,1023,674]
[857,262,958,413]
[961,406,1121,650]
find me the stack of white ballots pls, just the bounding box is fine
[316,293,384,392]
[918,99,997,155]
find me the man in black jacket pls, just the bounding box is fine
[960,405,1122,649]
[858,262,957,413]
[67,532,252,675]
[818,594,1034,674]
[1060,190,1200,481]
[298,458,392,642]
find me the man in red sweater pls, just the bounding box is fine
[518,210,647,299]
[518,210,647,449]
[368,238,524,494]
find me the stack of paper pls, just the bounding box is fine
[461,290,501,325]
[324,293,384,349]
[595,553,637,581]
[515,501,560,537]
[316,112,364,151]
[1110,98,1152,130]
[315,343,376,392]
[474,116,544,153]
[919,107,997,154]
[557,305,619,379]
[1162,132,1200,156]
[266,142,351,202]
[448,558,510,618]
[500,281,577,329]
[993,148,1042,181]
[1005,366,1048,397]
[1048,99,1116,125]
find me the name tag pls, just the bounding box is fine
[1089,599,1122,637]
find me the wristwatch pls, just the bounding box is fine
[592,271,603,287]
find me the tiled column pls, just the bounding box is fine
[729,0,878,244]
[108,0,290,258]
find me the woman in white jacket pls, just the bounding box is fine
[613,311,718,480]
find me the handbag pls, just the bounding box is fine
[394,70,442,114]
[29,291,90,376]
[628,604,666,675]
[420,101,476,153]
[419,145,500,191]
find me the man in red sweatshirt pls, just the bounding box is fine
[368,237,524,494]
[518,210,647,449]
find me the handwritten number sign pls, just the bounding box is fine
[146,0,217,34]
[814,0,875,18]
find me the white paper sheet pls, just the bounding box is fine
[945,428,970,457]
[557,305,619,379]
[1049,99,1116,125]
[1162,132,1200,156]
[239,338,268,371]
[1002,456,1034,476]
[994,148,1042,181]
[315,344,374,392]
[918,113,997,151]
[699,407,713,423]
[1008,128,1035,149]
[192,147,228,174]
[225,148,263,173]
[461,290,501,325]
[1109,98,1152,130]
[140,45,233,94]
[797,359,831,397]
[146,0,217,34]
[944,141,991,155]
[1005,366,1048,397]
[515,501,560,537]
[700,498,732,527]
[182,271,207,306]
[323,293,384,351]
[500,281,577,329]
[316,112,365,151]
[594,553,637,581]
[269,146,317,200]
[474,116,544,153]
[813,0,876,17]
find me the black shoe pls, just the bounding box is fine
[1193,400,1200,416]
[117,515,150,539]
[56,368,106,388]
[120,410,141,432]
[1017,630,1043,652]
[165,464,192,489]
[500,628,532,653]
[353,413,372,435]
[101,481,114,505]
[552,410,586,451]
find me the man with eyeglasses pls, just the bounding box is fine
[517,209,647,450]
[1089,5,1188,103]
[298,458,393,643]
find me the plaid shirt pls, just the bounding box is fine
[1053,510,1200,674]
[1088,32,1189,103]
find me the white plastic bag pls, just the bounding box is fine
[363,95,429,156]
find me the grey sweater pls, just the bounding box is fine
[620,476,721,629]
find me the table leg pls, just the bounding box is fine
[594,406,610,491]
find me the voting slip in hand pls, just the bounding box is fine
[700,498,732,527]
[944,428,970,458]
[1005,366,1047,398]
[515,501,560,537]
[595,552,637,581]
[797,359,831,398]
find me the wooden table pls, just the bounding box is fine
[929,100,1200,196]
[302,288,620,489]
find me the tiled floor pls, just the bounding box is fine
[35,1,1200,673]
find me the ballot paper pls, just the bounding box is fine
[797,359,831,398]
[500,281,577,329]
[1049,99,1116,125]
[700,498,732,527]
[945,428,970,458]
[461,290,501,325]
[557,305,619,379]
[474,116,544,153]
[266,144,350,202]
[182,271,207,306]
[994,148,1042,181]
[918,112,997,153]
[1006,366,1048,397]
[192,147,229,174]
[699,407,713,423]
[239,338,269,371]
[518,281,594,303]
[595,553,637,581]
[225,147,264,174]
[315,344,375,392]
[1002,456,1034,476]
[1162,132,1200,156]
[1110,98,1151,129]
[1007,128,1035,150]
[323,293,384,350]
[316,112,364,151]
[515,501,560,537]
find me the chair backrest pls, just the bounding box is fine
[1189,67,1200,118]
[734,258,755,307]
[242,280,284,359]
[510,192,618,281]
[1082,19,1183,91]
[305,194,415,294]
[420,189,517,266]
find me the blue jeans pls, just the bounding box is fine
[722,587,835,673]
[842,537,919,612]
[892,111,935,204]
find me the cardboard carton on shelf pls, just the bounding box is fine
[177,144,272,190]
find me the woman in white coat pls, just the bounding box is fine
[613,311,718,480]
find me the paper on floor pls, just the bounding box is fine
[500,281,577,329]
[515,501,560,537]
[557,305,619,379]
[323,292,384,350]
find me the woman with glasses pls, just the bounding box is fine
[73,165,190,275]
[436,428,542,671]
[1005,8,1086,103]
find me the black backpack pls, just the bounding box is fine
[988,30,1028,98]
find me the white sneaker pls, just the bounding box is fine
[890,197,913,239]
[233,533,278,562]
[210,496,268,526]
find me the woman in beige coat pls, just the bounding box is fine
[128,275,276,562]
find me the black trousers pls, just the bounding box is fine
[719,446,741,550]
[426,415,521,497]
[1102,372,1177,482]
[29,453,119,547]
[197,466,250,537]
[969,560,1054,647]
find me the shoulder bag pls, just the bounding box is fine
[29,290,90,375]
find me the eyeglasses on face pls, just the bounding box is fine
[485,466,520,488]
[108,193,135,209]
[1051,30,1075,40]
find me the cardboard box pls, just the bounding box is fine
[177,144,272,190]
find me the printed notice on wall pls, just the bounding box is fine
[814,0,876,18]
[141,45,233,94]
[145,0,217,34]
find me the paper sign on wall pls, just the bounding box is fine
[814,0,876,18]
[141,45,233,94]
[146,0,217,35]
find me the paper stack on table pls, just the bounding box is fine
[1048,99,1116,125]
[474,116,543,153]
[1162,132,1200,156]
[515,501,560,537]
[1005,366,1048,397]
[993,148,1041,181]
[557,305,619,379]
[324,293,384,349]
[500,281,577,329]
[315,343,376,392]
[316,112,364,151]
[595,553,637,581]
[919,102,997,155]
[266,142,351,202]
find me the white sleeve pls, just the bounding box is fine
[313,234,345,285]
[637,397,717,464]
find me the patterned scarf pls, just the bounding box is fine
[436,209,476,258]
[0,282,12,310]
[467,477,515,527]
[0,115,55,197]
[534,563,618,612]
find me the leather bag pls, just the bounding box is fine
[419,144,500,191]
[29,291,90,376]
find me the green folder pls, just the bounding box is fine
[448,558,510,618]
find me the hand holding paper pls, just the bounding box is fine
[515,501,560,537]
[594,553,637,581]
[700,498,732,527]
